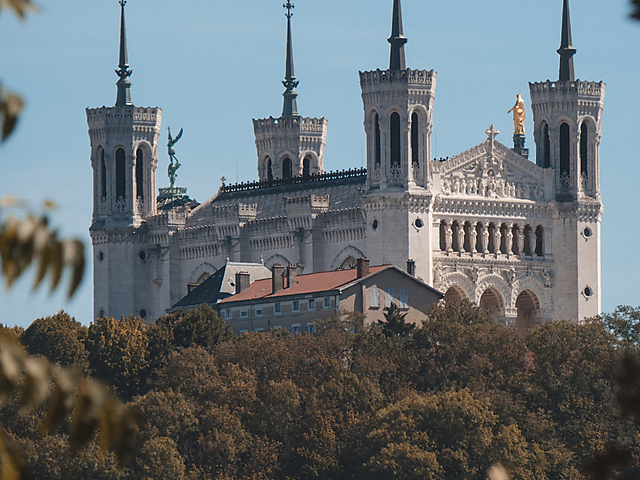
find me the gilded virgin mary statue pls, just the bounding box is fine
[508,94,526,135]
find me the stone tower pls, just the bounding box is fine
[529,0,605,320]
[87,0,162,320]
[361,0,436,282]
[253,1,328,182]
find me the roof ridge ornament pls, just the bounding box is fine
[557,0,576,81]
[115,0,133,107]
[281,1,300,117]
[388,0,407,71]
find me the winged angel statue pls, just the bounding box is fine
[167,127,183,188]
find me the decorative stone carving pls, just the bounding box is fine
[542,268,554,288]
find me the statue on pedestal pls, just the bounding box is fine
[508,94,526,135]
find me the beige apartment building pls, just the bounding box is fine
[216,259,443,334]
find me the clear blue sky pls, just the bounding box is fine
[1,0,638,327]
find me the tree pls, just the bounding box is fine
[86,316,150,398]
[601,305,640,347]
[378,302,414,337]
[22,311,88,370]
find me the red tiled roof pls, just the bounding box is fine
[218,265,391,304]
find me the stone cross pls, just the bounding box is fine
[485,125,500,146]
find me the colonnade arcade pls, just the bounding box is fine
[438,219,546,258]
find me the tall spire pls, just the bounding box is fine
[282,1,299,118]
[115,0,133,107]
[557,0,576,81]
[388,0,407,71]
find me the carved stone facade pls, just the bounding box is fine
[90,0,603,330]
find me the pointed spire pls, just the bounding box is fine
[281,1,299,118]
[388,0,408,71]
[557,0,576,81]
[115,0,133,107]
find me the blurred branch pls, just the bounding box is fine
[0,0,38,19]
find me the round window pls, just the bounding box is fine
[140,309,147,319]
[139,251,147,260]
[415,218,424,229]
[583,286,593,298]
[98,251,104,262]
[372,220,379,230]
[583,227,593,238]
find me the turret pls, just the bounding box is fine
[253,2,327,182]
[360,0,436,191]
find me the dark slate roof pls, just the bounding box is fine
[188,171,366,224]
[172,268,228,309]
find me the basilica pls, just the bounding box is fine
[88,0,604,331]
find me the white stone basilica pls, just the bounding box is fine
[88,0,604,331]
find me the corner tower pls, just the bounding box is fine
[87,1,162,320]
[529,0,605,320]
[362,0,435,283]
[360,0,436,191]
[253,2,328,182]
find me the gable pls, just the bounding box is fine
[433,140,546,200]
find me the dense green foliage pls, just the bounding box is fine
[2,302,639,479]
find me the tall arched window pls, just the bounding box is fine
[390,112,401,167]
[542,122,551,168]
[303,156,311,177]
[265,157,273,182]
[580,122,588,177]
[115,148,126,200]
[136,147,144,201]
[282,157,292,179]
[411,112,419,166]
[559,123,570,179]
[373,111,381,167]
[99,147,107,201]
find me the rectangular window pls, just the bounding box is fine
[239,329,249,334]
[275,302,282,314]
[241,311,248,318]
[307,323,316,334]
[370,287,379,308]
[309,299,316,310]
[385,289,394,308]
[291,324,301,335]
[324,297,331,309]
[293,300,300,311]
[225,309,232,319]
[256,309,263,316]
[273,325,282,330]
[399,289,409,308]
[255,327,264,332]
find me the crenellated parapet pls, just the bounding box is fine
[359,68,436,89]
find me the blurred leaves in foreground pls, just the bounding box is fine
[0,0,38,20]
[0,199,84,298]
[0,333,137,480]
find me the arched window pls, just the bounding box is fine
[282,157,292,179]
[535,226,544,257]
[390,112,401,167]
[439,220,447,251]
[559,122,570,179]
[411,112,419,166]
[542,122,550,168]
[115,148,126,200]
[580,122,588,177]
[99,147,106,201]
[265,157,273,182]
[136,147,144,201]
[373,111,381,167]
[303,156,311,177]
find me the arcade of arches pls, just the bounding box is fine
[443,284,543,333]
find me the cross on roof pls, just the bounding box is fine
[485,125,500,144]
[283,1,294,18]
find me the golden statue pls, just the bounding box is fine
[508,94,526,135]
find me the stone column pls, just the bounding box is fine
[469,221,478,254]
[455,222,465,253]
[506,222,514,255]
[517,224,525,257]
[493,224,502,255]
[444,220,453,253]
[530,228,537,257]
[481,222,490,255]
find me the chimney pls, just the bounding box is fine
[272,264,285,293]
[287,264,298,288]
[356,257,370,279]
[407,259,416,276]
[235,271,250,294]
